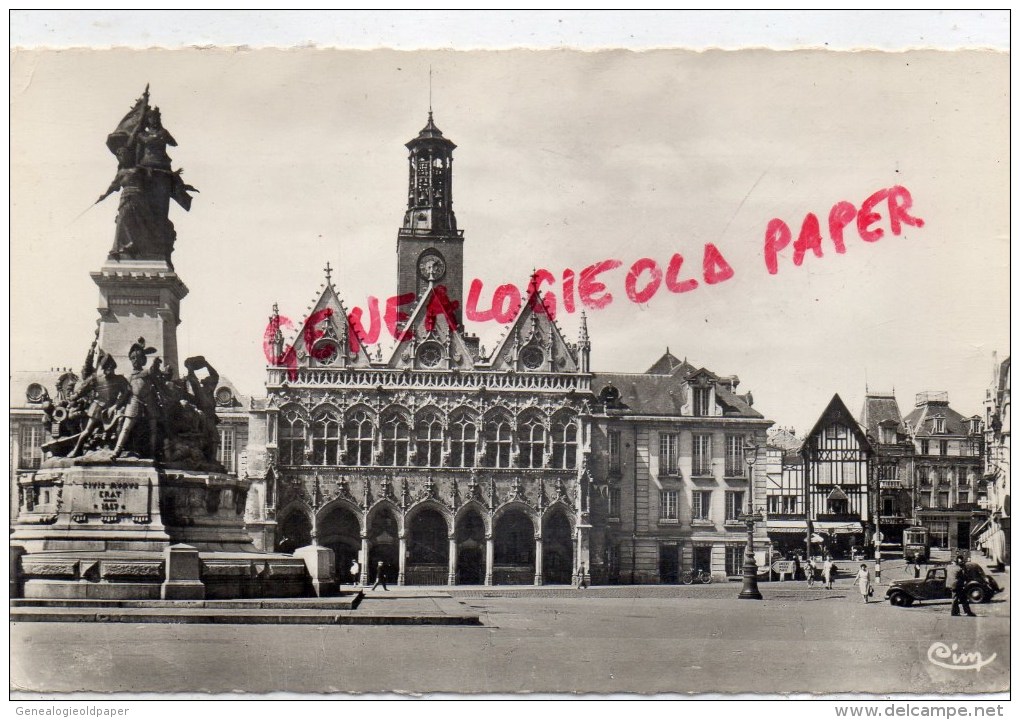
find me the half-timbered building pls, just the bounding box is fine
[801,394,874,558]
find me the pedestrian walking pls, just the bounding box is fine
[806,556,817,587]
[370,560,389,591]
[913,558,922,579]
[948,555,976,617]
[576,562,588,589]
[822,556,834,589]
[349,559,361,586]
[853,563,872,603]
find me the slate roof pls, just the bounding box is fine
[859,392,905,439]
[591,373,688,416]
[592,349,764,419]
[645,350,692,376]
[904,400,976,438]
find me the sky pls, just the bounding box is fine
[9,44,1009,436]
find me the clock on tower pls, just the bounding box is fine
[396,112,464,326]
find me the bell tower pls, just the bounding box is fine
[396,112,464,325]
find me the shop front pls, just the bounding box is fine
[812,519,865,560]
[766,517,809,559]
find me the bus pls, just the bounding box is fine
[902,526,930,563]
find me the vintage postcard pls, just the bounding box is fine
[9,13,1010,704]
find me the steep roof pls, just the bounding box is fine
[646,349,689,376]
[859,392,905,438]
[804,394,873,454]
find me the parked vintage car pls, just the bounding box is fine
[885,565,1002,607]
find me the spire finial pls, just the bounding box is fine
[429,64,433,115]
[324,261,333,284]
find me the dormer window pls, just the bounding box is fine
[932,416,946,434]
[693,386,711,417]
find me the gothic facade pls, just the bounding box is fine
[241,114,774,585]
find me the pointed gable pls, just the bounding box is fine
[385,282,475,371]
[487,290,579,373]
[804,394,873,454]
[286,279,373,369]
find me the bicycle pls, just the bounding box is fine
[681,569,713,585]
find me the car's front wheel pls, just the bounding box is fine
[967,584,989,604]
[889,591,910,607]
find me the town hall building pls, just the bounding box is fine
[240,112,773,585]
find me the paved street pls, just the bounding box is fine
[11,570,1009,696]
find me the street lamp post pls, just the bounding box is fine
[738,443,764,600]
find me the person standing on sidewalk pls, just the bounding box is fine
[349,559,360,586]
[822,556,835,589]
[371,560,389,591]
[576,562,588,589]
[806,556,817,587]
[853,563,872,603]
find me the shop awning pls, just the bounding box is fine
[767,519,809,535]
[814,520,863,535]
[971,518,991,538]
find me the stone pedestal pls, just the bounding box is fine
[11,463,309,600]
[91,259,188,374]
[161,544,204,600]
[293,544,338,597]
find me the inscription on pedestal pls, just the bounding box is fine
[73,480,152,522]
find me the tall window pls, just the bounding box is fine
[919,439,930,455]
[417,415,444,467]
[345,410,374,466]
[218,427,235,472]
[933,417,946,434]
[311,412,342,465]
[608,430,621,473]
[726,546,743,576]
[484,418,513,468]
[958,490,970,505]
[692,434,712,476]
[939,440,949,456]
[692,490,711,521]
[551,420,577,469]
[693,387,711,417]
[725,435,745,477]
[518,416,545,468]
[19,424,43,469]
[279,413,306,465]
[937,491,950,509]
[659,490,678,520]
[725,490,745,521]
[879,426,896,444]
[608,487,621,518]
[382,414,410,466]
[659,432,679,475]
[449,415,477,468]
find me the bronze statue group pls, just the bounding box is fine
[40,331,223,470]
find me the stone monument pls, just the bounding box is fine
[10,88,333,600]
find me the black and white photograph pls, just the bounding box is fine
[8,10,1010,705]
